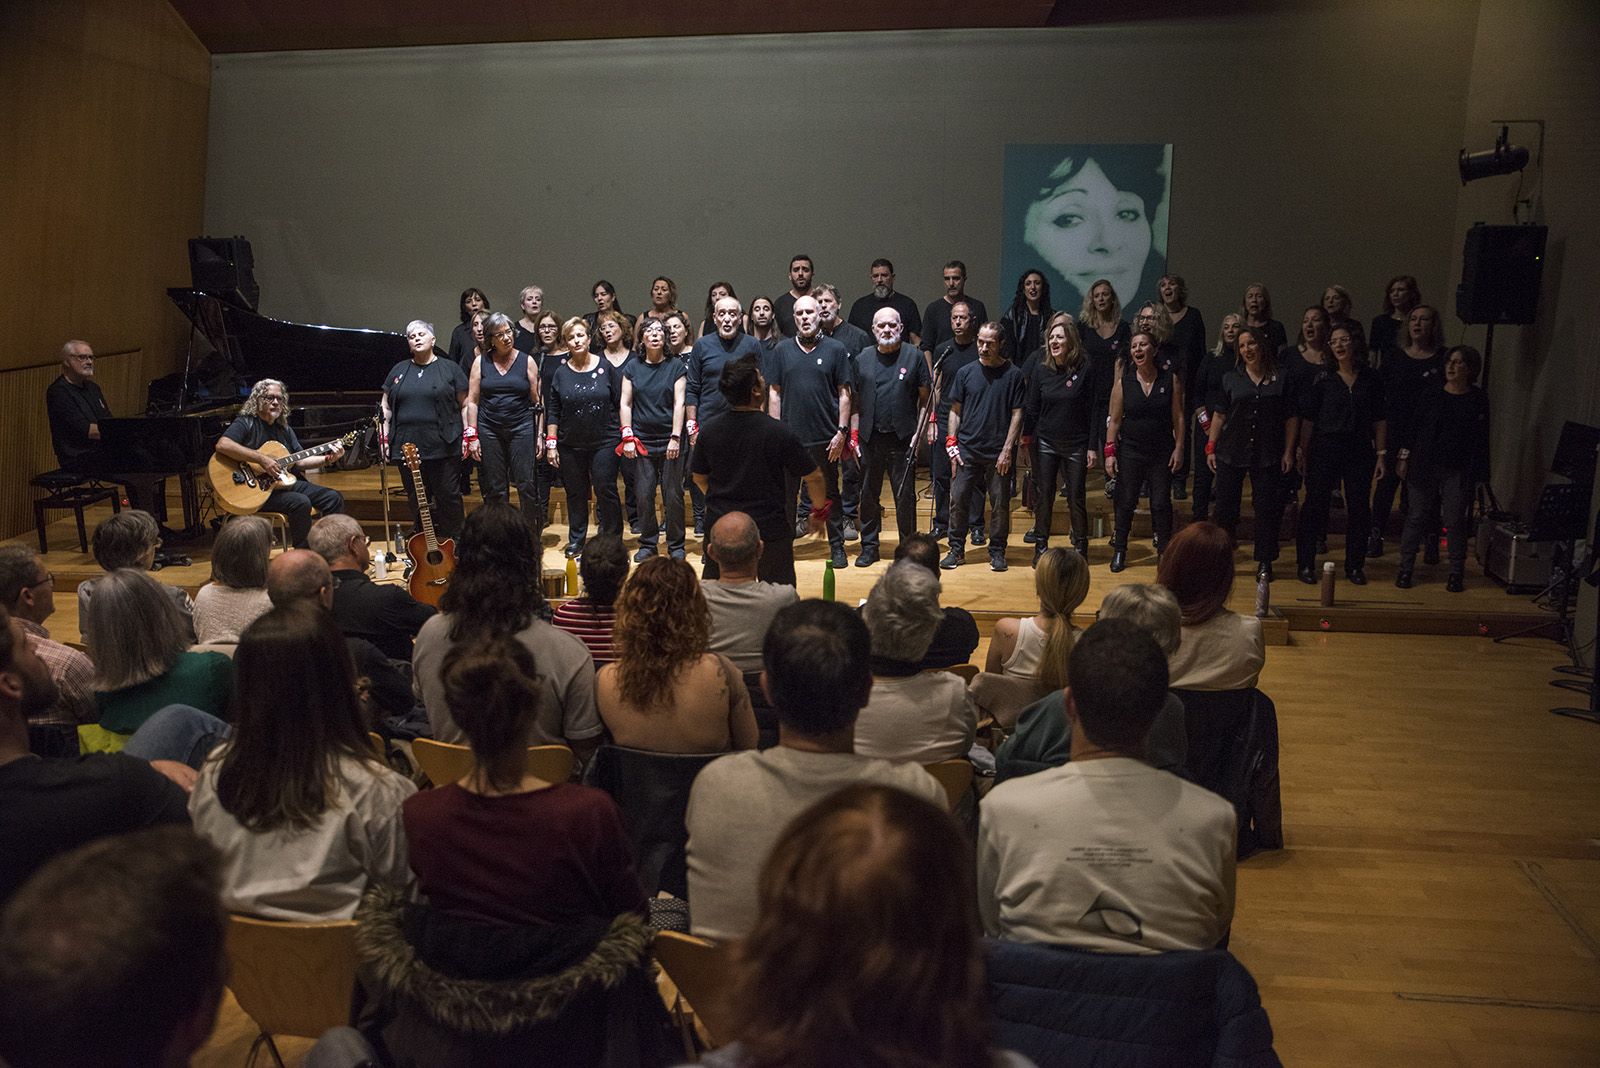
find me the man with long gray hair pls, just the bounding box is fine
[213,378,346,548]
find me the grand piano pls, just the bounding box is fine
[95,289,409,534]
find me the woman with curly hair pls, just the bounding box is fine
[710,783,1025,1068]
[596,556,756,754]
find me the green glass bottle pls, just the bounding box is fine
[822,558,836,602]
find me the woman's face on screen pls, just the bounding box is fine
[1023,157,1152,309]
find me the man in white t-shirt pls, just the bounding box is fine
[977,618,1236,954]
[685,599,946,942]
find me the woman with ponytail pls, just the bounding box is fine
[985,547,1090,689]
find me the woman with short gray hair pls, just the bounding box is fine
[466,310,543,533]
[86,569,232,745]
[1097,582,1182,656]
[193,516,272,645]
[854,562,976,764]
[381,318,472,543]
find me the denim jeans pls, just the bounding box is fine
[633,451,686,554]
[122,704,231,768]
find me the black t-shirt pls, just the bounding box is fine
[384,358,469,461]
[548,358,622,451]
[932,338,981,415]
[0,753,189,904]
[447,322,476,368]
[1410,386,1491,477]
[690,410,818,541]
[922,296,991,355]
[223,413,301,453]
[825,321,872,360]
[622,357,687,451]
[45,375,113,470]
[512,322,540,355]
[1214,370,1294,468]
[1116,367,1178,459]
[476,351,538,431]
[1246,318,1289,357]
[847,291,922,338]
[951,360,1025,462]
[1380,349,1446,440]
[687,332,766,428]
[1369,314,1404,359]
[1299,366,1386,444]
[774,292,803,338]
[1025,358,1097,453]
[770,335,851,448]
[1169,307,1209,396]
[854,343,930,440]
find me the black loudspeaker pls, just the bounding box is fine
[188,236,259,312]
[1456,223,1546,325]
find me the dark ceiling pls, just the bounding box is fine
[167,0,1271,54]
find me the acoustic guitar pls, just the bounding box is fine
[401,442,456,606]
[208,420,372,516]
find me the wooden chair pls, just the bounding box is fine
[368,731,387,759]
[929,662,979,682]
[923,758,975,809]
[410,737,575,787]
[653,931,735,1053]
[225,915,358,1068]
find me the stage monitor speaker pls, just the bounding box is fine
[1456,223,1545,325]
[188,236,259,312]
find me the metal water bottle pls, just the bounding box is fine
[822,559,836,602]
[1320,561,1336,607]
[1254,568,1270,618]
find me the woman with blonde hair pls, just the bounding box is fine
[1024,312,1097,561]
[1079,278,1130,498]
[545,317,622,557]
[986,546,1090,690]
[597,556,756,753]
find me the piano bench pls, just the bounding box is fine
[31,472,121,554]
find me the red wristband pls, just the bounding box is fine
[1102,442,1117,458]
[1205,439,1217,456]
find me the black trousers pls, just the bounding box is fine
[478,419,542,533]
[841,447,862,526]
[397,456,463,544]
[1369,464,1404,539]
[617,453,639,531]
[262,479,345,549]
[787,445,844,553]
[558,444,622,549]
[930,429,985,534]
[1035,443,1088,547]
[1400,468,1471,572]
[632,450,685,554]
[858,430,918,553]
[1190,415,1216,519]
[1113,451,1173,551]
[1212,460,1285,563]
[1297,437,1374,570]
[950,457,1012,551]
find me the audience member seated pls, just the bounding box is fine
[705,784,1033,1068]
[699,511,798,673]
[597,556,757,753]
[412,503,602,756]
[83,569,232,747]
[0,826,227,1068]
[77,510,195,642]
[189,602,415,920]
[266,549,415,729]
[685,600,947,942]
[1158,520,1266,691]
[0,545,95,736]
[309,514,435,661]
[998,583,1189,782]
[894,532,980,669]
[855,561,976,764]
[362,638,672,1066]
[0,605,193,904]
[192,516,273,645]
[979,618,1235,953]
[986,547,1089,683]
[552,533,629,666]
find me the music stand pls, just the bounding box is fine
[1495,424,1596,648]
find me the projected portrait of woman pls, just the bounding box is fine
[1003,143,1171,314]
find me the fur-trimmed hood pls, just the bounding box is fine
[355,884,653,1036]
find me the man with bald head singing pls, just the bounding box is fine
[849,308,930,567]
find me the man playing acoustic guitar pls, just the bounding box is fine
[213,379,346,548]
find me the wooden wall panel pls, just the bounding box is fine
[0,0,210,537]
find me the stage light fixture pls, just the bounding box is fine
[1459,126,1530,184]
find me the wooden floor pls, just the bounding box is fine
[13,479,1596,1066]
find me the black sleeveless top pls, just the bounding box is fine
[477,350,536,430]
[1117,366,1176,458]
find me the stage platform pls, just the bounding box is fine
[12,464,1558,645]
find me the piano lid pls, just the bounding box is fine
[169,288,410,394]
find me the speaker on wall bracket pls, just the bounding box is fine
[188,236,259,313]
[1456,223,1546,326]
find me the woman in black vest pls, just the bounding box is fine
[1205,326,1297,580]
[467,312,543,534]
[545,319,623,558]
[1103,330,1183,572]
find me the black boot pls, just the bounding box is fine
[1072,537,1089,558]
[1109,548,1127,573]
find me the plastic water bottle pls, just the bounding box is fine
[565,555,579,597]
[822,559,836,602]
[372,548,388,581]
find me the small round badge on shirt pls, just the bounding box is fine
[816,357,823,366]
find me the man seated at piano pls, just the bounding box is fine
[45,340,113,474]
[213,379,346,549]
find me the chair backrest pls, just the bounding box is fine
[741,669,779,749]
[191,641,238,659]
[929,662,980,682]
[969,671,1052,729]
[586,744,724,898]
[410,737,575,787]
[226,915,358,1041]
[367,731,386,760]
[652,931,735,1049]
[1172,687,1283,859]
[923,758,974,809]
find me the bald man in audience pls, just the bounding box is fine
[308,515,434,661]
[700,512,800,674]
[266,550,414,726]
